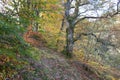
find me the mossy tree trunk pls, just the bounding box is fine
[65,22,74,57]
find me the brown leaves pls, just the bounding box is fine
[0,55,10,66]
[0,54,25,79]
[23,25,46,47]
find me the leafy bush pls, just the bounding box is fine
[0,54,26,79]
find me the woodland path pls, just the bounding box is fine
[18,31,120,80]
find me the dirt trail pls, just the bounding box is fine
[21,31,120,80]
[20,46,103,80]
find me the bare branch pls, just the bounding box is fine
[117,0,120,11]
[73,0,120,25]
[79,2,90,6]
[74,32,115,47]
[61,16,65,30]
[75,11,120,25]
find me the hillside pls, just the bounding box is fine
[12,34,120,80]
[0,26,120,80]
[0,0,120,80]
[13,46,120,80]
[0,30,120,80]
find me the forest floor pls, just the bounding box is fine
[15,31,120,80]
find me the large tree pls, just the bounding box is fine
[62,0,120,57]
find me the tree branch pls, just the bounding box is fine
[74,1,120,25]
[74,32,115,47]
[75,11,120,25]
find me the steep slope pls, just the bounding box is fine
[18,31,120,80]
[17,46,104,80]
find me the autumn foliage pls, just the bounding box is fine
[0,54,24,80]
[23,25,46,47]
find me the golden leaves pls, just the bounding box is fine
[0,54,25,79]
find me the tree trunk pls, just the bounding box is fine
[65,23,74,57]
[33,22,39,32]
